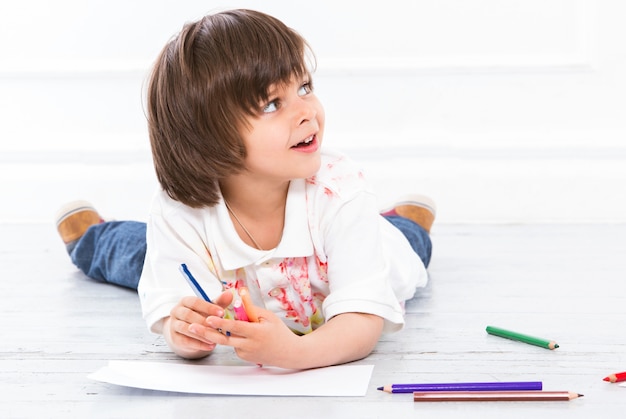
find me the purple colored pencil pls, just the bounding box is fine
[378,381,542,393]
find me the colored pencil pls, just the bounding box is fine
[180,265,258,324]
[603,371,626,383]
[486,325,559,350]
[232,298,249,322]
[413,391,583,402]
[238,286,259,322]
[180,263,212,303]
[378,381,542,393]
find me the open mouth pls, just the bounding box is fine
[292,135,316,149]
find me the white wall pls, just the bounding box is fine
[1,0,625,223]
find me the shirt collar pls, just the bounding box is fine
[212,179,314,270]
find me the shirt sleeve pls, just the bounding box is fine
[312,157,426,333]
[137,192,224,334]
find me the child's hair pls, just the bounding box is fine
[147,9,314,207]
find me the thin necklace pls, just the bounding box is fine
[224,200,263,250]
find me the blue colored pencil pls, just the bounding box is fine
[378,381,543,393]
[179,263,212,303]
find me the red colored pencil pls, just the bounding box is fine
[603,371,626,383]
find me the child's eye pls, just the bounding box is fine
[262,100,279,113]
[298,82,312,96]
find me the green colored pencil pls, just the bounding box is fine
[486,326,559,350]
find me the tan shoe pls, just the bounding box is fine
[55,200,103,244]
[381,195,436,233]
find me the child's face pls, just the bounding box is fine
[239,75,325,182]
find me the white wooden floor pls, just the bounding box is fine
[1,222,625,418]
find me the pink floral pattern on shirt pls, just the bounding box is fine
[219,256,328,335]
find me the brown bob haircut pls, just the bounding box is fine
[147,9,314,207]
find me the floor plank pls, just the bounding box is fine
[1,223,625,418]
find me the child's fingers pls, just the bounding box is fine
[214,289,234,309]
[205,308,274,340]
[180,295,225,318]
[177,330,217,352]
[205,316,251,339]
[169,296,230,344]
[166,314,218,351]
[188,322,228,341]
[171,301,208,326]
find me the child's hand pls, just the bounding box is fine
[203,308,302,368]
[163,290,233,359]
[201,310,384,369]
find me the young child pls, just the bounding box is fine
[55,9,435,369]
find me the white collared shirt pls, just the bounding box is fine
[138,149,428,335]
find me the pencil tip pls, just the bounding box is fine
[377,387,383,391]
[603,377,609,382]
[578,394,584,397]
[554,344,559,348]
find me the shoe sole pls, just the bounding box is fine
[381,194,437,217]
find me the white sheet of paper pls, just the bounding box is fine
[89,361,374,396]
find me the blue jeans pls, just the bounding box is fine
[384,215,432,268]
[69,216,431,290]
[69,221,146,290]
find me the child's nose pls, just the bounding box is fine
[294,98,317,125]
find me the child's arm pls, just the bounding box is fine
[162,291,234,359]
[199,309,384,369]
